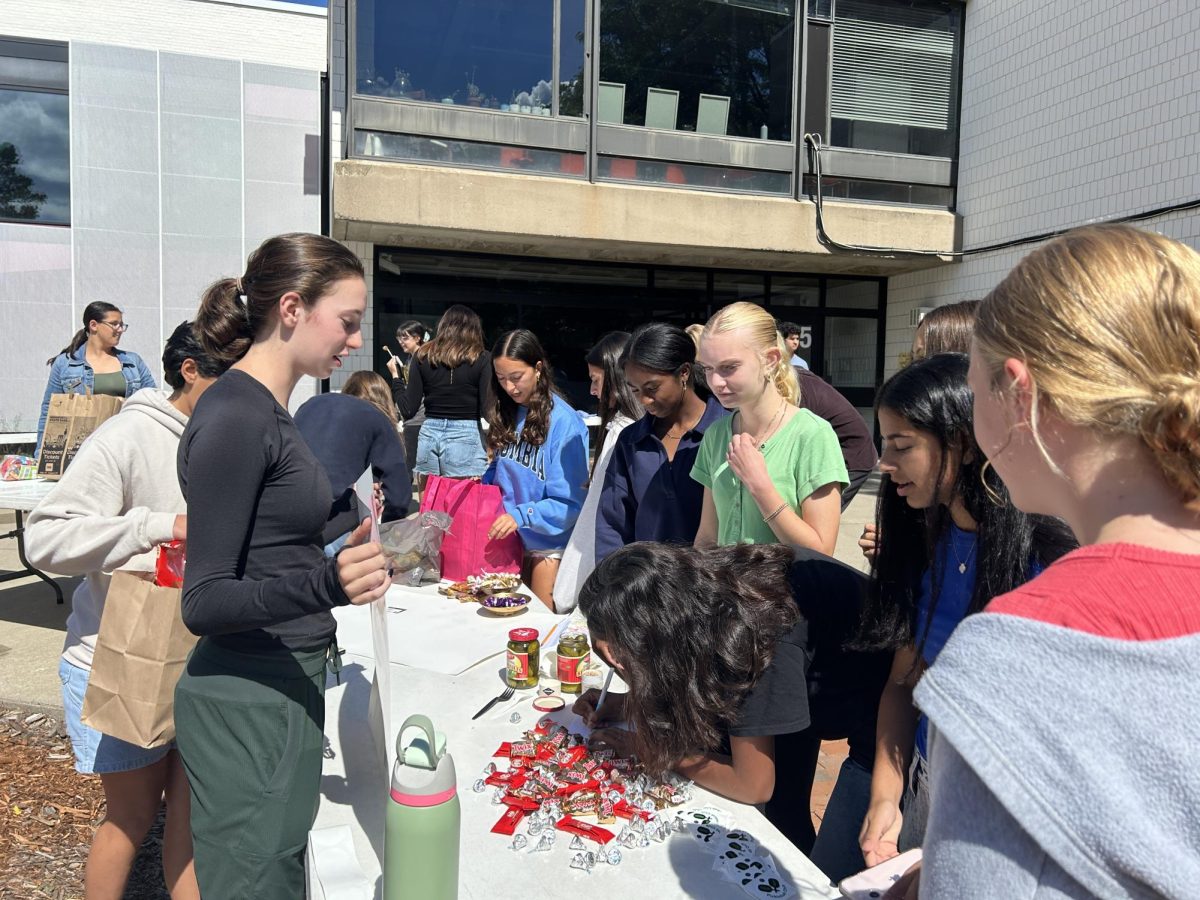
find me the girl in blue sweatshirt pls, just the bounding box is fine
[484,329,589,609]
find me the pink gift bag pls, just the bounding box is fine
[419,475,523,582]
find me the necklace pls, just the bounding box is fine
[735,401,787,450]
[662,407,703,441]
[951,530,977,575]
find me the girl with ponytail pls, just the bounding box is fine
[693,301,846,553]
[36,301,156,454]
[173,233,392,900]
[573,542,888,878]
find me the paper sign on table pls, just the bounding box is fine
[354,468,392,762]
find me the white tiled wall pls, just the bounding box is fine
[885,0,1200,375]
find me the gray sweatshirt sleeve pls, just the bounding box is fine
[26,437,176,576]
[921,738,1094,899]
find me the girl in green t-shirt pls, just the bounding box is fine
[692,302,847,552]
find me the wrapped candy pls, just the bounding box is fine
[491,787,507,805]
[555,816,615,845]
[509,835,528,851]
[510,712,522,724]
[530,833,555,853]
[569,852,595,873]
[482,762,497,776]
[569,835,586,850]
[600,847,622,866]
[493,806,528,836]
[472,779,487,793]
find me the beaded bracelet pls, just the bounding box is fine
[763,502,788,523]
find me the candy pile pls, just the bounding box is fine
[473,716,696,873]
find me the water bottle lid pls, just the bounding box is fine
[396,714,446,770]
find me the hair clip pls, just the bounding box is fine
[235,277,249,307]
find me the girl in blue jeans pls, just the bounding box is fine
[394,304,490,483]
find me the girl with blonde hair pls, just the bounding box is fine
[900,225,1200,900]
[692,301,846,553]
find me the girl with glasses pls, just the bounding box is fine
[36,301,156,456]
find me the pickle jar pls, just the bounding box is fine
[506,628,540,689]
[556,633,591,695]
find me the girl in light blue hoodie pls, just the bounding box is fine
[484,329,589,610]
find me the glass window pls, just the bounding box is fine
[356,0,556,114]
[802,174,954,207]
[559,0,586,117]
[826,278,879,309]
[356,130,585,177]
[597,156,790,195]
[597,0,796,140]
[0,39,69,225]
[770,275,819,307]
[824,316,877,388]
[807,0,833,19]
[714,272,766,306]
[829,0,962,158]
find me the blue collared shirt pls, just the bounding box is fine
[594,396,729,562]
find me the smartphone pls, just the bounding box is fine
[839,849,922,899]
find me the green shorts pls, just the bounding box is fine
[174,637,332,899]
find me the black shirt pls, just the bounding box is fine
[294,392,412,543]
[393,352,491,421]
[795,367,879,473]
[731,548,889,754]
[177,370,349,651]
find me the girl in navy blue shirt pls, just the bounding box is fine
[853,354,1074,880]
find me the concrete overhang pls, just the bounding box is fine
[333,159,959,276]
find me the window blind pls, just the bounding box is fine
[831,0,955,131]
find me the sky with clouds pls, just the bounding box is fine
[0,89,70,224]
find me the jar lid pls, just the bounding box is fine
[509,627,538,641]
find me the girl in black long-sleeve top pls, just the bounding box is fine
[173,233,392,900]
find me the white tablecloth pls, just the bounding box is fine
[312,582,841,900]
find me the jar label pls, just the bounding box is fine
[557,650,590,685]
[507,650,529,682]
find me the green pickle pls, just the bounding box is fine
[506,628,540,689]
[556,633,590,695]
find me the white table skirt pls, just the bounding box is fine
[311,583,841,900]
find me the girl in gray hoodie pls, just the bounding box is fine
[896,226,1200,899]
[27,322,227,900]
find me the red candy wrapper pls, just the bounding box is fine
[155,540,186,588]
[491,806,527,835]
[485,770,527,790]
[556,816,615,845]
[493,742,513,758]
[614,800,654,822]
[501,795,540,812]
[510,741,537,758]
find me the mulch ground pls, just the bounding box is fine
[0,708,168,900]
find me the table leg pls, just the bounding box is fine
[0,510,65,604]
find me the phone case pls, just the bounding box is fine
[839,848,923,899]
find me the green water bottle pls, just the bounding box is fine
[384,715,460,900]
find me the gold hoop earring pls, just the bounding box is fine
[979,458,1006,507]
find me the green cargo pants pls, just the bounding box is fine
[174,637,332,899]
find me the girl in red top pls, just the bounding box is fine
[894,225,1200,899]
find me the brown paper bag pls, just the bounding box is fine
[82,570,198,748]
[38,392,124,479]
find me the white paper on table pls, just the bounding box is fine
[305,825,372,900]
[353,468,391,759]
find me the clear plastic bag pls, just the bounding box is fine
[378,512,453,585]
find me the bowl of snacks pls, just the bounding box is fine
[480,591,533,616]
